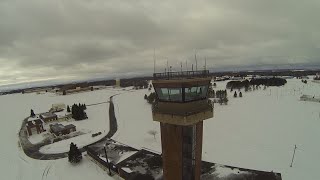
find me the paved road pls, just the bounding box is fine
[18,95,119,160]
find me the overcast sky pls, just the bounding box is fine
[1,0,320,86]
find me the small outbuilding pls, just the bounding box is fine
[26,118,44,136]
[40,112,58,123]
[50,103,66,112]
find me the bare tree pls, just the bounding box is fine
[148,130,157,140]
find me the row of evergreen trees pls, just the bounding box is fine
[208,88,228,99]
[67,104,86,112]
[70,104,87,120]
[226,77,287,90]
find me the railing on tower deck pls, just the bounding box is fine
[153,70,210,80]
[152,99,213,116]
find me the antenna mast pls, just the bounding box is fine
[153,48,156,73]
[186,60,188,71]
[195,50,198,71]
[205,57,207,70]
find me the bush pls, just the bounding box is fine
[234,91,237,98]
[146,92,157,104]
[68,143,82,163]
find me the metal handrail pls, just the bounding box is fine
[153,70,210,80]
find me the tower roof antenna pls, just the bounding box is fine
[195,50,198,71]
[205,57,207,70]
[153,48,156,73]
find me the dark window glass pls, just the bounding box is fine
[184,85,208,101]
[155,88,182,102]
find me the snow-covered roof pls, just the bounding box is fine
[40,112,57,118]
[26,119,43,126]
[50,123,75,133]
[52,103,65,108]
[54,110,71,118]
[28,116,40,121]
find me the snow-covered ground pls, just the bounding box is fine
[39,103,110,154]
[0,88,122,180]
[2,78,320,180]
[112,78,320,180]
[112,89,161,153]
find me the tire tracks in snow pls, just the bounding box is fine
[42,163,53,180]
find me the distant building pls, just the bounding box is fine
[40,112,58,123]
[49,123,76,136]
[116,78,121,88]
[50,103,66,112]
[58,86,92,95]
[26,118,44,136]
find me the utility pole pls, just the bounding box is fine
[181,62,183,72]
[104,146,112,175]
[290,145,297,167]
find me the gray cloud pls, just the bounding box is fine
[0,0,320,85]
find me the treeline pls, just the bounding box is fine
[208,88,227,99]
[227,78,287,89]
[208,88,228,105]
[121,79,149,88]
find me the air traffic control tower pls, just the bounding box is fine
[152,70,213,180]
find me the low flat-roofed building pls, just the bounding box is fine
[49,123,76,136]
[40,112,58,123]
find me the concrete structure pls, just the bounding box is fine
[40,112,58,123]
[86,138,282,180]
[49,123,76,136]
[151,70,213,180]
[26,118,44,136]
